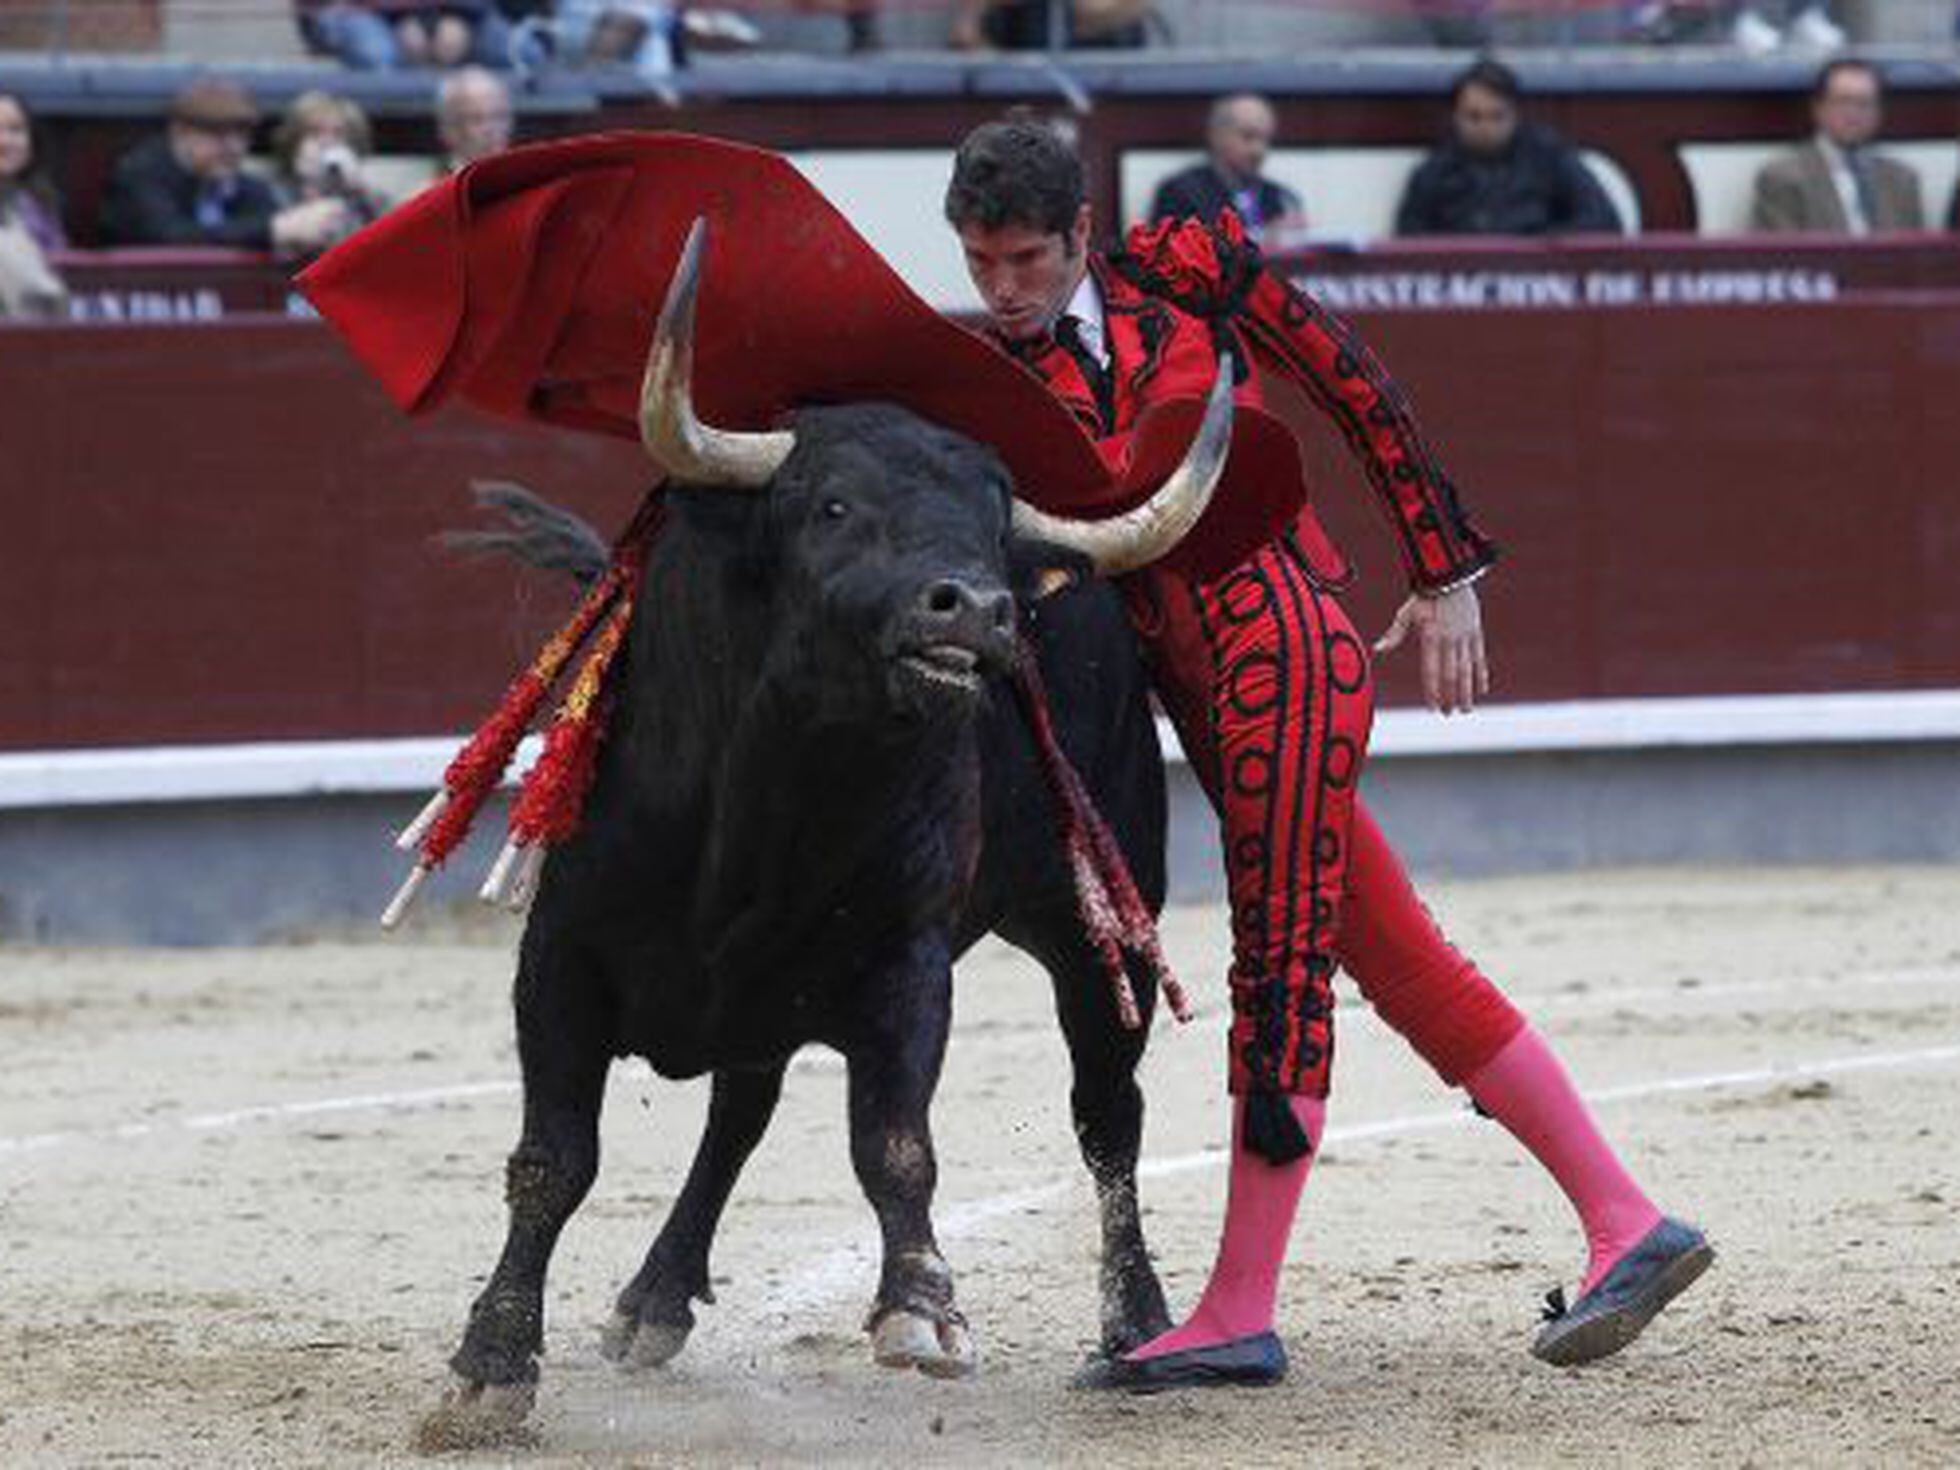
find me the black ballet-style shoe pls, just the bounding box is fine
[1532,1217,1714,1366]
[1070,1331,1289,1393]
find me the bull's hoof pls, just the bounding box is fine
[1101,1249,1173,1355]
[870,1309,977,1380]
[599,1309,693,1370]
[413,1373,539,1453]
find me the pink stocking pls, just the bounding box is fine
[1464,1027,1661,1294]
[1128,1094,1326,1360]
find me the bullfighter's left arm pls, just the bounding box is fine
[1115,216,1498,595]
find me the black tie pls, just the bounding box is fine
[1054,314,1113,432]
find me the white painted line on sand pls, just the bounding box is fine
[2,964,1955,1165]
[754,1039,1960,1318]
[1527,964,1960,1015]
[0,1079,521,1160]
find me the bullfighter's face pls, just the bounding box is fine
[769,408,1019,722]
[958,206,1093,343]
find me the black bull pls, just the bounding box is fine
[427,403,1178,1439]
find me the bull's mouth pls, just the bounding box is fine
[896,642,987,696]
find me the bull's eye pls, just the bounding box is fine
[821,497,851,521]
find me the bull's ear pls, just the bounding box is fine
[1008,535,1095,603]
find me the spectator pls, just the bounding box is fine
[526,0,680,75]
[436,66,514,173]
[98,78,352,258]
[1147,93,1306,251]
[787,0,878,53]
[0,91,67,318]
[1749,59,1924,234]
[1729,2,1845,53]
[507,0,767,74]
[949,0,1147,50]
[296,0,511,71]
[1623,1,1843,49]
[1395,59,1622,237]
[270,91,392,242]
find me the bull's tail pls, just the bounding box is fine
[440,481,611,587]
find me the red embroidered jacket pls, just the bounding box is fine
[1000,217,1497,596]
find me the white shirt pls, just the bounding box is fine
[1058,271,1108,369]
[1817,135,1872,236]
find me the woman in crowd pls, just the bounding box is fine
[269,90,392,245]
[0,91,68,318]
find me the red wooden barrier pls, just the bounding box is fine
[4,288,1958,751]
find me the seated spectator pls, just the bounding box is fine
[949,0,1148,50]
[1395,59,1622,237]
[296,0,511,71]
[1749,58,1924,234]
[507,0,764,74]
[97,78,352,258]
[0,91,67,318]
[1147,93,1306,251]
[519,0,680,75]
[1729,1,1845,53]
[437,66,514,173]
[270,91,392,242]
[786,0,878,53]
[1626,1,1843,51]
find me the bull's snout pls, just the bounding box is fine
[917,578,1016,646]
[893,576,1017,701]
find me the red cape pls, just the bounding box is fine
[298,132,1308,577]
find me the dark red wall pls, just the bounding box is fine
[1297,298,1960,708]
[0,321,647,750]
[4,291,1959,750]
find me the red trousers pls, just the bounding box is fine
[1128,538,1524,1099]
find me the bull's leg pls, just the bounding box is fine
[1033,928,1172,1355]
[600,1061,788,1369]
[845,952,974,1378]
[416,948,611,1451]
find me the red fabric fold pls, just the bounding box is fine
[298,132,1309,580]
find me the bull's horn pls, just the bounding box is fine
[638,218,796,488]
[1010,360,1235,576]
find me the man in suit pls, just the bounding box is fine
[1749,58,1925,234]
[99,77,350,254]
[1147,93,1306,250]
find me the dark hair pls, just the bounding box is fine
[0,91,61,218]
[1812,57,1881,101]
[944,115,1083,236]
[1449,58,1522,108]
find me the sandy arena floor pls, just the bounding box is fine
[3,865,1959,1467]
